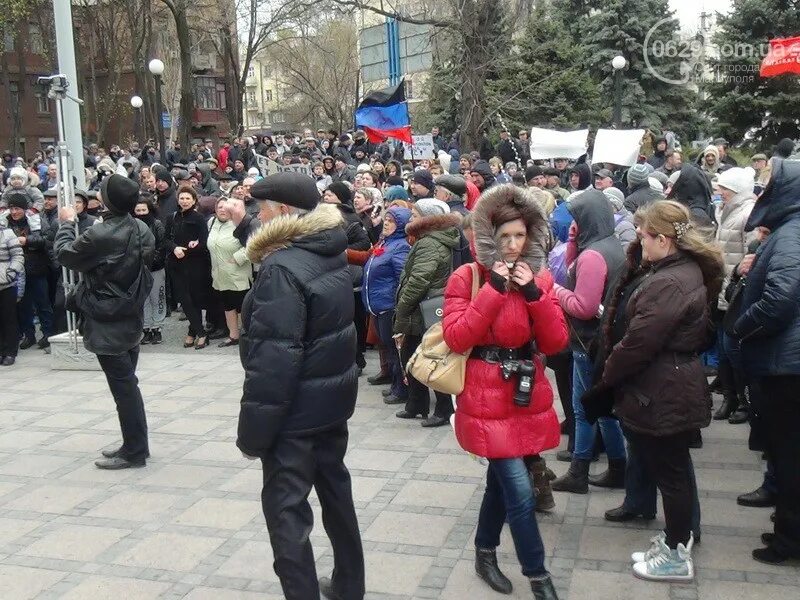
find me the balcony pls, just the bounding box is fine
[192,107,227,126]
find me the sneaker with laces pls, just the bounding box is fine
[632,535,694,582]
[631,531,666,563]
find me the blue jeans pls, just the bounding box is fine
[17,273,54,340]
[374,310,406,399]
[572,351,626,460]
[622,430,702,536]
[475,457,547,577]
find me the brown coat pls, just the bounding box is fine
[601,252,712,436]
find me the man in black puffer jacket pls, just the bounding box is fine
[55,174,155,470]
[237,172,364,600]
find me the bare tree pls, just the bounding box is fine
[159,0,194,150]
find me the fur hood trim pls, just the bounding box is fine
[405,212,462,239]
[471,184,550,270]
[246,202,343,263]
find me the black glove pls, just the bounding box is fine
[519,280,542,302]
[581,384,615,425]
[489,270,508,293]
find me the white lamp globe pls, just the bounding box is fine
[612,55,627,71]
[130,95,143,109]
[148,59,165,76]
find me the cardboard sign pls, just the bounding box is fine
[402,134,435,159]
[592,129,645,167]
[254,154,313,178]
[529,128,589,160]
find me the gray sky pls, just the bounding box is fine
[670,0,731,29]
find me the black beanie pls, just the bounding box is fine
[776,138,796,158]
[250,172,320,211]
[155,170,174,186]
[326,181,353,206]
[5,191,29,210]
[412,169,434,191]
[386,175,404,187]
[525,166,543,181]
[101,173,140,215]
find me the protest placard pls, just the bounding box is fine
[529,128,589,160]
[402,134,436,159]
[592,129,645,167]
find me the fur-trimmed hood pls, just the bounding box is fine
[405,212,462,240]
[471,184,550,270]
[246,202,345,263]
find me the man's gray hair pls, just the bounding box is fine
[262,198,308,216]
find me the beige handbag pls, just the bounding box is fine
[406,263,480,395]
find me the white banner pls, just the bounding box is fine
[403,134,435,159]
[591,129,645,167]
[529,128,589,160]
[254,154,313,178]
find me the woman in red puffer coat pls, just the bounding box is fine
[442,185,567,600]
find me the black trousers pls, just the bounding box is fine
[0,286,18,357]
[760,375,800,556]
[626,428,693,549]
[547,350,574,450]
[96,347,149,461]
[353,292,367,368]
[401,333,453,418]
[261,424,365,600]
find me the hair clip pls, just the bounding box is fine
[673,221,691,239]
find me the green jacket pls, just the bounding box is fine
[393,213,462,335]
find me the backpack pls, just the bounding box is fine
[406,263,479,395]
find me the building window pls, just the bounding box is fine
[262,65,270,78]
[247,90,257,106]
[271,111,285,124]
[28,25,43,55]
[264,89,273,102]
[9,81,19,111]
[195,76,226,110]
[247,64,255,79]
[35,87,49,113]
[404,79,413,100]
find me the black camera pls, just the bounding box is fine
[501,359,535,407]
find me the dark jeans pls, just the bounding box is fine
[261,424,365,600]
[375,310,406,399]
[475,457,547,577]
[177,282,205,338]
[547,350,573,450]
[17,273,54,340]
[0,286,19,357]
[400,333,453,418]
[353,293,367,368]
[621,429,701,536]
[760,375,800,556]
[626,429,694,549]
[96,347,149,461]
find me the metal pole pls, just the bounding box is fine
[153,74,167,165]
[613,69,622,129]
[53,0,85,189]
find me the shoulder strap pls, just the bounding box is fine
[469,262,480,300]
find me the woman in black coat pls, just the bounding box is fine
[165,185,213,349]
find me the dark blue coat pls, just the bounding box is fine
[361,207,411,315]
[734,158,800,376]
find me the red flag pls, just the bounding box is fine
[760,36,800,77]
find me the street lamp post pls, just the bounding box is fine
[130,95,143,143]
[148,58,166,163]
[612,55,627,129]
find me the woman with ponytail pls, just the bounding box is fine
[588,200,723,583]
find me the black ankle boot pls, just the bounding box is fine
[475,547,512,594]
[588,457,626,489]
[713,393,737,419]
[530,575,559,600]
[551,458,590,494]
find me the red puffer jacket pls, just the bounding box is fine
[442,264,568,459]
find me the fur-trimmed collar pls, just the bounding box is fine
[246,202,343,263]
[471,184,550,270]
[405,212,462,239]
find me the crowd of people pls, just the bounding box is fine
[1,125,799,599]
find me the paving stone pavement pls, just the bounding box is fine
[1,335,799,599]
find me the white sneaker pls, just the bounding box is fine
[632,534,694,582]
[631,531,666,563]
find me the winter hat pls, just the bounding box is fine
[73,188,89,202]
[717,167,756,195]
[751,153,767,162]
[383,185,409,202]
[173,169,191,182]
[356,163,372,174]
[101,174,140,215]
[155,170,174,186]
[525,165,543,181]
[650,170,669,187]
[247,167,260,177]
[414,198,451,217]
[648,177,664,193]
[8,166,28,182]
[603,187,625,211]
[703,145,720,160]
[470,160,493,180]
[385,175,404,187]
[250,171,320,211]
[627,163,653,187]
[5,191,29,210]
[384,206,411,239]
[326,181,353,206]
[434,174,467,197]
[668,170,682,187]
[412,169,435,192]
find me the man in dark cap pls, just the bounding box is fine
[55,174,155,470]
[410,168,435,201]
[237,172,365,600]
[469,159,496,192]
[714,137,738,167]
